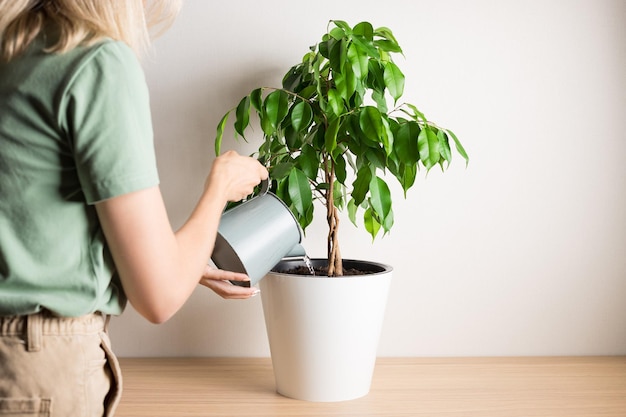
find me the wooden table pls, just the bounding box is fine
[115,357,626,416]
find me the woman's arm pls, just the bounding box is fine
[95,151,267,323]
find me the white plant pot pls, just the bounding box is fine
[259,259,392,402]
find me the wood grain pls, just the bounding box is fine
[115,357,626,416]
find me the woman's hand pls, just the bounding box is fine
[206,150,268,203]
[199,265,260,299]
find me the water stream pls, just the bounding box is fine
[303,255,316,276]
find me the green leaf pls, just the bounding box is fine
[288,169,313,216]
[374,26,402,56]
[374,39,403,53]
[381,116,394,156]
[418,127,441,170]
[327,89,344,116]
[313,124,326,149]
[325,117,340,153]
[274,178,291,206]
[299,203,315,231]
[351,35,380,59]
[215,112,229,156]
[369,176,392,223]
[347,198,358,226]
[299,85,317,100]
[371,89,388,113]
[353,21,374,41]
[331,20,351,33]
[367,60,385,91]
[329,26,346,40]
[447,129,469,166]
[269,135,287,154]
[383,61,405,103]
[333,182,345,209]
[271,162,294,180]
[296,144,319,180]
[382,206,394,232]
[395,121,420,163]
[284,125,301,150]
[402,103,427,122]
[437,129,452,166]
[260,112,275,137]
[351,165,372,205]
[398,163,417,197]
[283,67,302,91]
[291,101,313,132]
[347,43,369,80]
[363,207,381,240]
[234,95,250,137]
[334,64,356,102]
[359,106,383,143]
[250,88,263,112]
[365,149,386,169]
[264,90,289,129]
[328,38,347,73]
[374,26,401,48]
[333,152,347,184]
[319,38,330,59]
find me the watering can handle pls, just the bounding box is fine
[259,178,270,195]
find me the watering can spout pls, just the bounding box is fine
[284,243,306,259]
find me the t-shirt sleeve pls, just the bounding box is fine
[60,41,160,204]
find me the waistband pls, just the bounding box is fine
[0,310,108,338]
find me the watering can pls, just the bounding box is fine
[210,179,306,287]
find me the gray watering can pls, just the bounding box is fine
[210,179,306,287]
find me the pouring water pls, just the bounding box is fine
[281,252,316,276]
[303,255,316,276]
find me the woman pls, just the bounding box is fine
[0,1,267,416]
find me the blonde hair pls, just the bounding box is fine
[0,0,182,61]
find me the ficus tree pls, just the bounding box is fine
[215,20,468,277]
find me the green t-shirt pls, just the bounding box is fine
[0,37,160,316]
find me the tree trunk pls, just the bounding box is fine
[327,205,342,276]
[325,157,343,277]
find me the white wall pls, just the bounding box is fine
[109,0,626,357]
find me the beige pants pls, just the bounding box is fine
[0,311,122,417]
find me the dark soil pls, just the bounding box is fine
[279,265,373,276]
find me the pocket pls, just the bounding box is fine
[0,398,51,417]
[99,332,123,417]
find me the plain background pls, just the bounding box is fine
[109,0,626,357]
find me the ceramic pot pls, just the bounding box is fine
[260,259,392,402]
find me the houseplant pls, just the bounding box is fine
[215,20,468,401]
[216,20,467,276]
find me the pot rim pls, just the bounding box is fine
[270,258,393,277]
